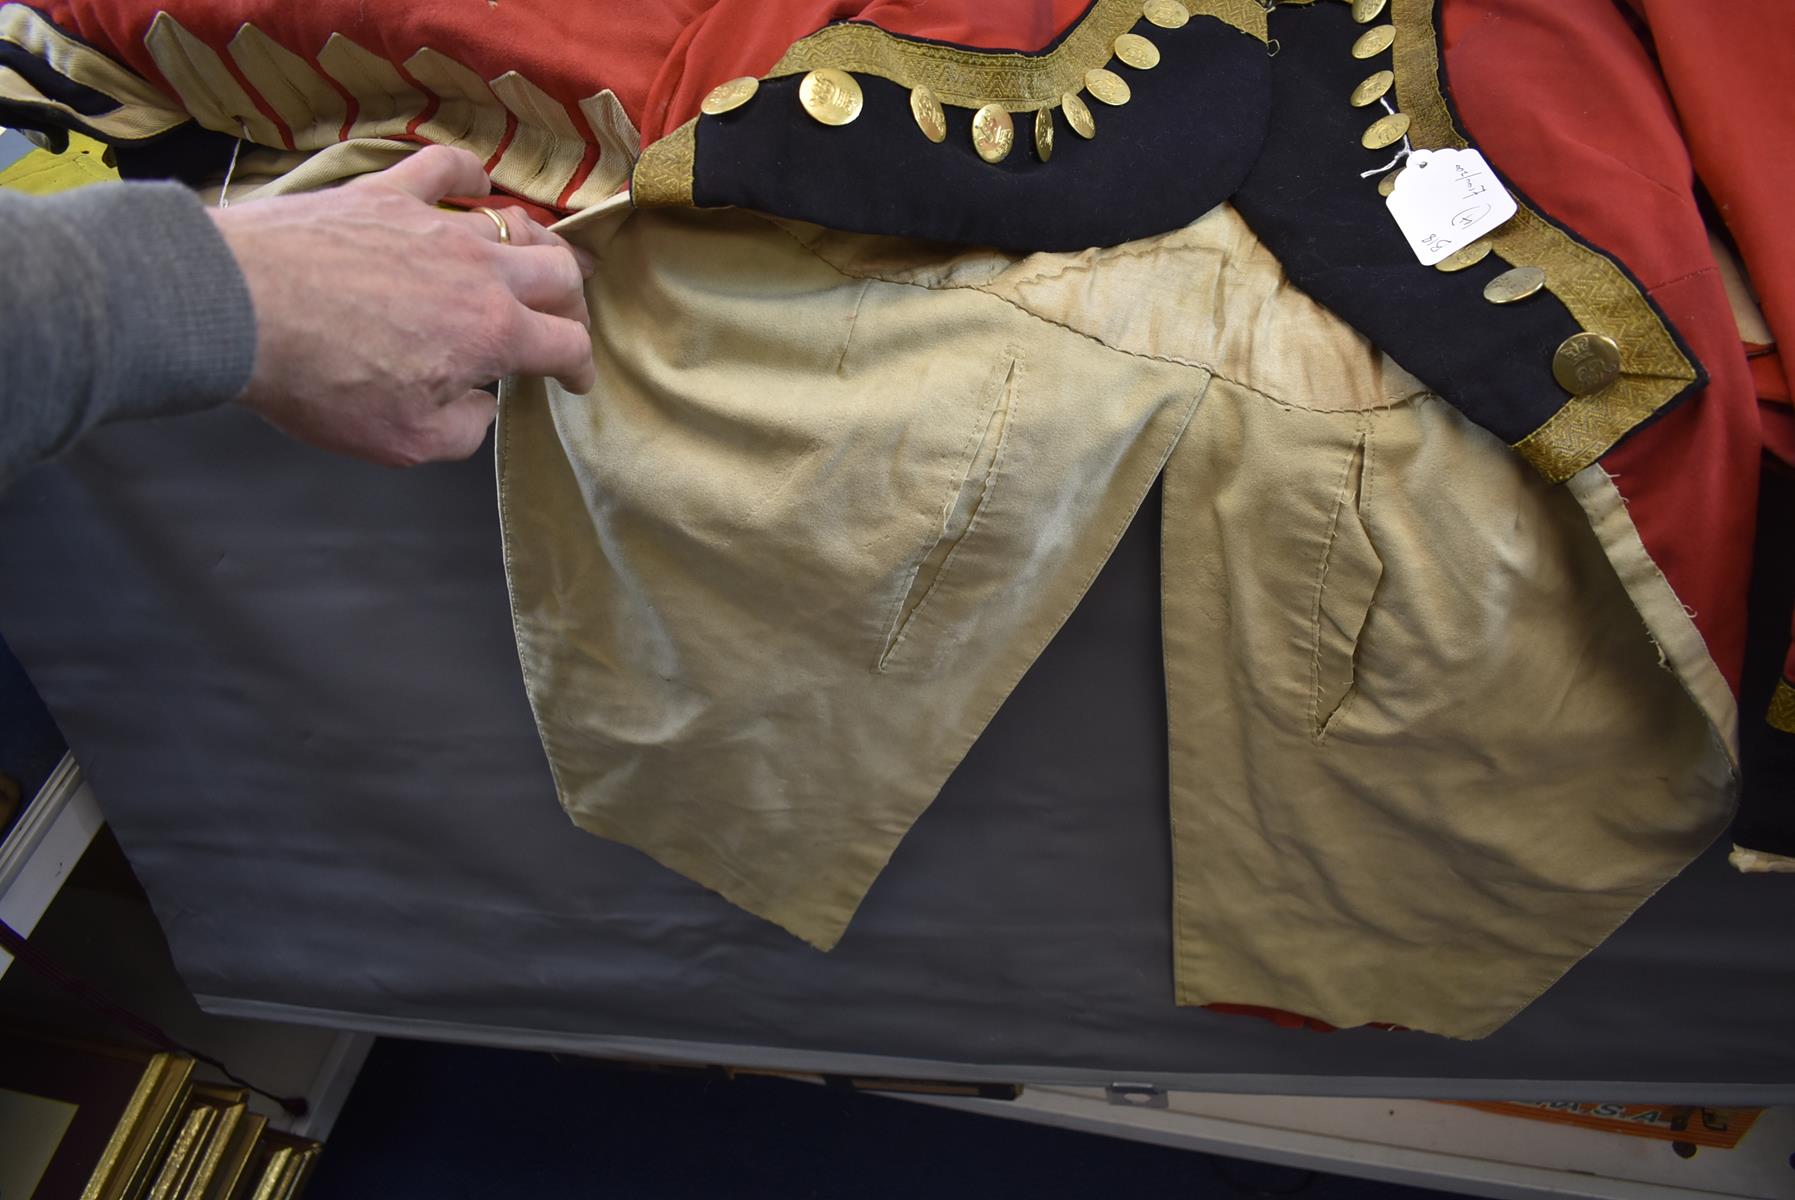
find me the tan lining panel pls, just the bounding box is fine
[316,32,424,140]
[1730,844,1795,873]
[0,66,183,139]
[569,89,639,208]
[487,69,586,203]
[142,13,283,146]
[226,24,346,150]
[403,48,509,162]
[0,2,182,118]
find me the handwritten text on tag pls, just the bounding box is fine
[1384,147,1516,266]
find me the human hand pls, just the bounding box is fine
[209,145,596,467]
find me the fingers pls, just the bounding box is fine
[374,144,492,203]
[460,206,596,275]
[431,389,500,461]
[358,147,596,395]
[461,206,513,245]
[492,245,590,326]
[353,145,598,278]
[506,309,598,393]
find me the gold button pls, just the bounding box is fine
[799,68,864,126]
[701,76,760,116]
[1433,240,1493,272]
[1085,67,1132,106]
[1350,70,1393,108]
[1114,32,1161,69]
[909,85,946,143]
[1352,0,1389,23]
[1553,332,1622,394]
[1484,265,1546,304]
[1143,0,1190,29]
[1061,92,1096,138]
[1376,167,1403,196]
[1361,111,1410,149]
[1351,24,1396,58]
[1034,107,1054,161]
[971,104,1015,163]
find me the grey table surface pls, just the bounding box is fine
[1,405,1790,1101]
[0,129,34,173]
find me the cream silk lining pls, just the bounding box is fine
[499,201,1734,1040]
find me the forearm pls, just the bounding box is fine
[0,181,256,488]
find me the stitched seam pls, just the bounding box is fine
[165,27,234,121]
[783,223,1212,364]
[877,355,1022,672]
[1309,431,1365,743]
[836,277,871,375]
[874,352,1016,664]
[1327,422,1376,734]
[1157,386,1215,1006]
[495,392,572,811]
[1359,417,1378,557]
[507,125,571,196]
[1571,139,1698,209]
[1161,444,1190,1005]
[230,32,311,130]
[767,220,1426,415]
[874,378,1207,978]
[994,237,1192,288]
[958,383,1205,729]
[1647,265,1719,293]
[972,384,1204,727]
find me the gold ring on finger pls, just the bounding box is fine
[474,205,512,245]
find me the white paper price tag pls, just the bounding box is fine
[1384,147,1516,266]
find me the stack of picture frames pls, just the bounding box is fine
[0,1029,319,1200]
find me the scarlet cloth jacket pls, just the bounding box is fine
[6,0,1786,1037]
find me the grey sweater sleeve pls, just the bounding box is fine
[0,181,257,488]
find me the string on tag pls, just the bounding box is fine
[1381,146,1517,265]
[217,120,248,208]
[1359,97,1413,178]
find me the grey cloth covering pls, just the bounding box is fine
[1,406,1791,1101]
[0,181,255,489]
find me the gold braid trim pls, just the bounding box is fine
[632,1,1263,203]
[1390,0,1695,484]
[1769,679,1795,734]
[770,0,1264,110]
[631,117,696,207]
